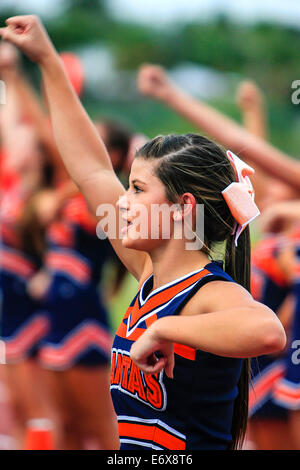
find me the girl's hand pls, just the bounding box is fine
[0,15,56,65]
[130,322,175,378]
[137,64,175,102]
[236,80,264,111]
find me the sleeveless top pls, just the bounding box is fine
[0,186,39,280]
[110,261,243,450]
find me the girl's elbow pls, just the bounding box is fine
[251,305,286,355]
[261,322,286,355]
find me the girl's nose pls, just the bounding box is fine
[117,194,130,211]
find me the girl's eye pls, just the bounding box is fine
[133,184,142,193]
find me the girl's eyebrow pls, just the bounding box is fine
[131,178,147,186]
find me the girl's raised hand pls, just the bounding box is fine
[130,324,175,378]
[0,15,56,65]
[137,64,174,102]
[236,80,264,111]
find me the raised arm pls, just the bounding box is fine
[0,15,149,280]
[236,80,267,140]
[235,79,274,208]
[0,45,30,164]
[137,64,300,192]
[7,58,68,182]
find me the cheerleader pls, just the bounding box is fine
[0,15,287,450]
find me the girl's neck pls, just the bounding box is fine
[149,239,211,291]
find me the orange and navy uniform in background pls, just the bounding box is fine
[249,235,291,419]
[272,226,300,409]
[39,194,113,370]
[110,261,242,450]
[0,180,49,362]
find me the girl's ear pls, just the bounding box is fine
[172,193,196,222]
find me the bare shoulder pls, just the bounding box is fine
[180,280,255,316]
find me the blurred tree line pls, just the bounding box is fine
[0,0,299,157]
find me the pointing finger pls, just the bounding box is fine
[165,354,174,379]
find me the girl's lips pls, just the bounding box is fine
[121,220,133,235]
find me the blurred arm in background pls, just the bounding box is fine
[235,80,298,211]
[0,41,78,213]
[0,41,68,184]
[137,64,300,196]
[236,80,267,140]
[235,80,270,208]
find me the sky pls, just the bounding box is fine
[1,0,300,29]
[109,0,300,28]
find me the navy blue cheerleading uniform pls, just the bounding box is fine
[249,235,290,419]
[0,186,49,363]
[273,229,300,409]
[39,195,113,370]
[110,261,243,450]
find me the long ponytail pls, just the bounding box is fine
[225,226,251,450]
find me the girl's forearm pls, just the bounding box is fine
[241,105,266,141]
[237,90,272,208]
[163,87,300,191]
[40,53,113,187]
[6,70,68,182]
[11,72,46,124]
[150,306,286,358]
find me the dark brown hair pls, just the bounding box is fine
[17,149,55,265]
[136,133,251,450]
[98,119,132,174]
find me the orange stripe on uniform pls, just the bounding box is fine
[145,315,158,328]
[174,343,196,361]
[118,422,185,450]
[274,383,300,400]
[115,320,146,341]
[135,269,210,323]
[249,363,284,410]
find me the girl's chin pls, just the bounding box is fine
[121,235,165,252]
[121,235,147,250]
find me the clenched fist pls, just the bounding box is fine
[0,15,56,65]
[236,80,264,111]
[137,64,175,102]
